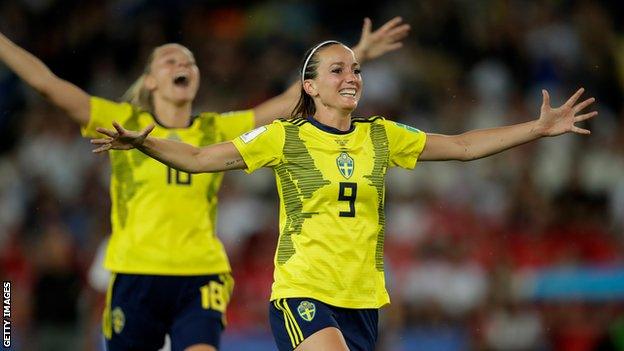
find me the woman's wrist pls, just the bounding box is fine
[531,119,549,138]
[352,45,367,64]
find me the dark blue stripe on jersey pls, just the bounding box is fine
[151,112,197,129]
[306,117,354,135]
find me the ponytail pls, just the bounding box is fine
[121,48,160,112]
[121,75,152,112]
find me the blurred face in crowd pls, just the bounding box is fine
[304,44,362,114]
[145,44,200,105]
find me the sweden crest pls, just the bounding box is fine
[297,301,316,322]
[112,307,126,334]
[336,152,354,179]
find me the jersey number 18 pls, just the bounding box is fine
[167,166,192,185]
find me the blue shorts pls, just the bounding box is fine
[103,273,233,351]
[269,297,378,351]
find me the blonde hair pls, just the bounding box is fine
[121,47,160,112]
[122,76,150,111]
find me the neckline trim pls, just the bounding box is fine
[150,112,198,129]
[306,117,354,135]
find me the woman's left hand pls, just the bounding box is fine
[354,16,411,62]
[536,87,597,137]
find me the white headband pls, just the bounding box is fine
[301,40,340,82]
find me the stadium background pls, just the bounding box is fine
[1,0,623,350]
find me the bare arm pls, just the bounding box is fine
[139,138,245,173]
[252,16,410,126]
[251,81,300,127]
[420,88,597,161]
[0,32,90,126]
[421,121,543,161]
[91,123,246,173]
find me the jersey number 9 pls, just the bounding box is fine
[338,182,357,217]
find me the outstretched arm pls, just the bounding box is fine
[0,32,90,126]
[420,88,597,161]
[91,123,245,173]
[252,16,410,126]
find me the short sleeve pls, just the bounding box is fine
[231,120,285,173]
[385,120,427,169]
[214,110,255,141]
[81,97,135,138]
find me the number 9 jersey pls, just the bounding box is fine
[232,116,426,309]
[81,97,254,275]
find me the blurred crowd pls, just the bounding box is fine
[1,0,623,350]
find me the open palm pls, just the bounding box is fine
[355,16,410,61]
[537,88,597,137]
[91,122,154,153]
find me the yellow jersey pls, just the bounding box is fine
[82,97,254,275]
[232,116,426,308]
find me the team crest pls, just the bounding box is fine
[336,152,354,179]
[297,301,316,322]
[112,307,126,334]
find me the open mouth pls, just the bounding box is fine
[173,73,190,87]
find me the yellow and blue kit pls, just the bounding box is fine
[233,116,426,350]
[83,97,252,349]
[82,97,254,276]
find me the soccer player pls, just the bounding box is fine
[90,41,597,351]
[0,19,410,351]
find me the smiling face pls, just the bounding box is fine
[303,44,362,114]
[144,44,200,106]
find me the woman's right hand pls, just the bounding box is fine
[0,32,91,126]
[91,122,154,153]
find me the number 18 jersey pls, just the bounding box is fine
[232,116,426,308]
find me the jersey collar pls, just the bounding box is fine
[306,117,354,135]
[151,113,198,129]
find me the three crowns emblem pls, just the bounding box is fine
[297,301,316,322]
[336,152,354,179]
